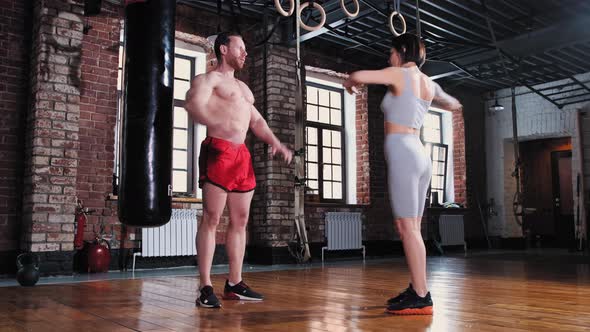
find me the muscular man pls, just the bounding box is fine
[185,31,292,308]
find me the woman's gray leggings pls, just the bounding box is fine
[384,133,432,219]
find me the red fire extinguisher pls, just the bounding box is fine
[74,200,94,250]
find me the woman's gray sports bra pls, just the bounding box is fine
[380,68,432,129]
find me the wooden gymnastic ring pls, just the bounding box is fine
[340,0,359,18]
[299,2,327,32]
[274,0,294,17]
[389,11,406,37]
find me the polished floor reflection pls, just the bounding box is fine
[1,251,589,331]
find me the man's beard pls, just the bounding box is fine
[228,57,244,71]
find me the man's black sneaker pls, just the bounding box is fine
[223,280,264,301]
[387,283,414,305]
[386,290,433,315]
[196,285,221,308]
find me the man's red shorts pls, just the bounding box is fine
[198,136,256,192]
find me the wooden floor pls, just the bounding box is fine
[1,252,590,332]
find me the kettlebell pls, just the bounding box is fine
[16,253,40,287]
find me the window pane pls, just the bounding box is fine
[332,149,341,164]
[424,129,440,143]
[118,45,124,68]
[332,131,341,148]
[117,69,122,91]
[173,170,187,192]
[306,127,317,144]
[323,164,332,180]
[174,107,188,128]
[330,91,341,109]
[307,146,318,162]
[307,163,318,180]
[173,150,187,169]
[307,86,318,104]
[323,181,332,199]
[174,58,192,80]
[318,89,329,106]
[308,180,318,191]
[174,79,190,100]
[307,105,318,122]
[333,165,342,181]
[173,129,188,149]
[423,111,442,144]
[318,107,330,124]
[332,182,342,199]
[323,147,332,163]
[322,130,331,146]
[424,113,435,128]
[330,109,341,126]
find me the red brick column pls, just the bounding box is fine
[356,86,370,205]
[21,0,85,252]
[453,109,467,206]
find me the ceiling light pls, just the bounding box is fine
[489,99,504,112]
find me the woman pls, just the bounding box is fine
[343,33,461,315]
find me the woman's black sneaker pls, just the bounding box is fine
[223,280,264,301]
[386,290,433,315]
[196,285,221,308]
[387,283,414,305]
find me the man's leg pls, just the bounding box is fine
[225,190,254,284]
[223,189,263,300]
[197,183,228,287]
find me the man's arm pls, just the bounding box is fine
[249,106,293,164]
[431,81,462,111]
[184,74,215,126]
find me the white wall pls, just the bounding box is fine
[485,72,590,238]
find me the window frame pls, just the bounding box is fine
[421,110,443,144]
[304,81,347,203]
[171,53,197,195]
[428,142,448,203]
[421,109,448,203]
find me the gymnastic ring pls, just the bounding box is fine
[340,0,359,18]
[274,0,294,17]
[389,11,406,37]
[299,2,327,32]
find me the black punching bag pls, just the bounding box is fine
[119,0,175,227]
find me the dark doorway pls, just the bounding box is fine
[551,150,575,248]
[520,137,574,248]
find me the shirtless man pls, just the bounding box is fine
[184,31,292,308]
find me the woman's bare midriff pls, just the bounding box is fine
[384,120,419,135]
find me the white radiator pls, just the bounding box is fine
[439,215,466,250]
[322,212,365,262]
[132,209,198,271]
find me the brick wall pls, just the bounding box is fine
[250,43,297,249]
[77,2,121,245]
[356,87,370,204]
[0,0,29,253]
[453,109,467,205]
[21,0,86,253]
